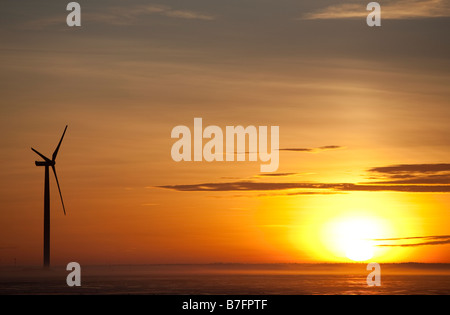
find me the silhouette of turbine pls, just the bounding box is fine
[32,126,67,268]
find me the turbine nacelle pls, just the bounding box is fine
[35,160,55,167]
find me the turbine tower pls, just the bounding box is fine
[32,126,68,268]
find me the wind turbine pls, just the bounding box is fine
[32,125,68,268]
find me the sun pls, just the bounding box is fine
[344,239,374,262]
[290,194,407,263]
[326,217,383,262]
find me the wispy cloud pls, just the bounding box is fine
[260,191,345,197]
[255,173,298,177]
[23,4,215,29]
[367,163,450,184]
[279,145,343,153]
[303,0,450,20]
[371,174,450,185]
[200,146,343,157]
[375,235,450,247]
[369,164,450,174]
[157,162,450,195]
[98,4,215,23]
[157,181,450,193]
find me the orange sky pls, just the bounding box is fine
[1,0,450,266]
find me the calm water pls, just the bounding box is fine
[1,264,449,295]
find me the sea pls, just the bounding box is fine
[0,263,449,295]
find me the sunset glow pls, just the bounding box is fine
[0,1,450,270]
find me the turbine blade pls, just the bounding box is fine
[31,148,51,162]
[52,165,66,216]
[52,125,68,161]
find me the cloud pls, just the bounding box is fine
[303,0,450,20]
[367,163,450,184]
[371,174,450,184]
[279,145,343,153]
[157,181,450,193]
[161,9,214,20]
[157,162,450,195]
[374,235,450,247]
[158,181,311,192]
[23,4,214,29]
[256,191,344,197]
[273,191,345,197]
[256,173,298,177]
[369,164,450,174]
[217,145,342,155]
[101,4,215,22]
[207,191,341,198]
